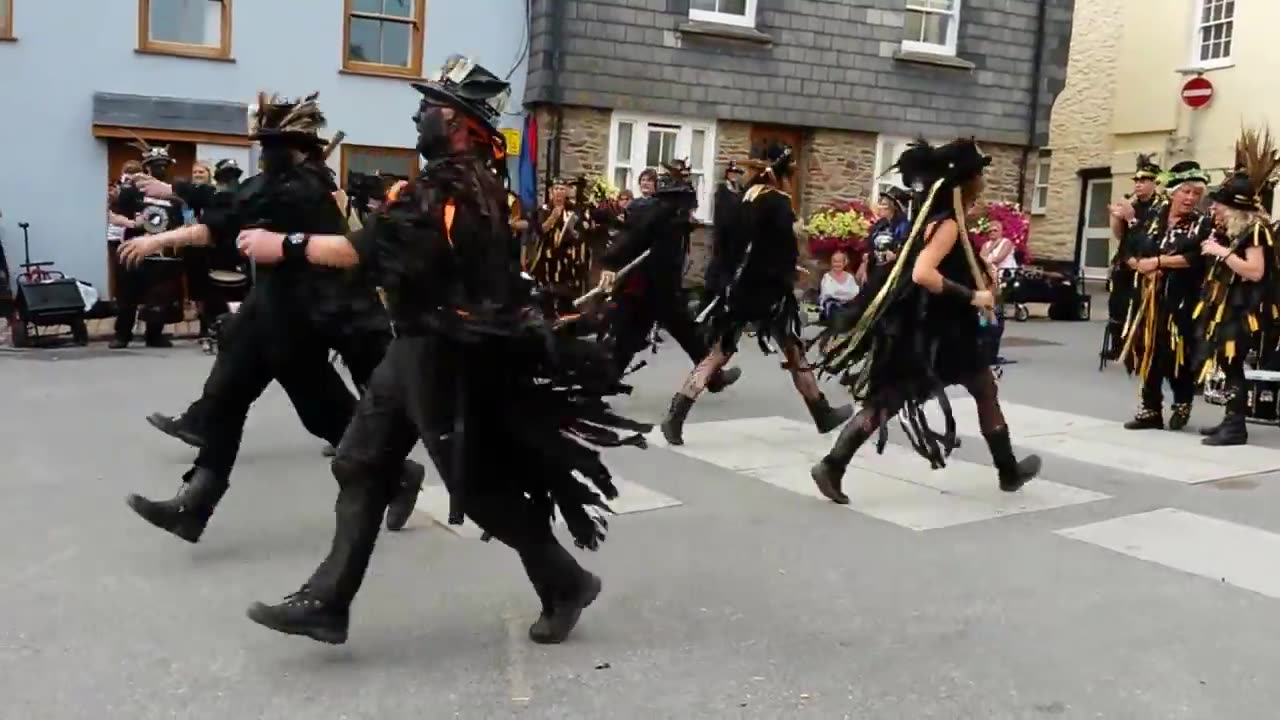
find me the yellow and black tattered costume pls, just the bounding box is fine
[1118,162,1214,431]
[528,178,594,313]
[1192,128,1280,445]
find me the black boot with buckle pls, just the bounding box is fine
[660,393,695,446]
[1168,402,1192,431]
[810,419,874,505]
[1203,386,1248,446]
[1123,406,1164,430]
[983,426,1041,492]
[524,543,602,645]
[125,467,229,543]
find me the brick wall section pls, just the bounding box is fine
[527,0,1074,147]
[1029,0,1121,261]
[802,129,878,216]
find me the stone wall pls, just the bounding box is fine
[1029,0,1122,262]
[531,104,612,202]
[802,129,878,218]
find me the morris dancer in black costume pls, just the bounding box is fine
[1193,128,1280,446]
[808,139,1042,504]
[236,57,649,646]
[1119,161,1213,431]
[118,92,423,542]
[703,161,747,298]
[1104,155,1163,361]
[659,143,852,445]
[596,159,741,389]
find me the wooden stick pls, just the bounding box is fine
[1117,279,1153,366]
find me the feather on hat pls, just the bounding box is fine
[127,134,172,167]
[1210,126,1280,211]
[249,91,327,147]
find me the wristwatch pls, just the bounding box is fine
[282,232,310,264]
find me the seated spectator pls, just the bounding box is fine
[819,249,859,320]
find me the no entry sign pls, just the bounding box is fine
[1181,76,1214,109]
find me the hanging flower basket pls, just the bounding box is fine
[804,199,876,256]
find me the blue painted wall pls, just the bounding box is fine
[0,0,529,294]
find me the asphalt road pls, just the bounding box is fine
[4,317,1280,719]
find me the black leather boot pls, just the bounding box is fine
[146,412,207,449]
[706,366,742,394]
[805,393,853,434]
[661,393,695,446]
[384,460,426,532]
[810,420,872,505]
[524,543,602,645]
[983,426,1041,492]
[1168,402,1192,431]
[1123,406,1164,430]
[1203,388,1248,446]
[125,467,228,543]
[1199,422,1222,436]
[246,585,350,645]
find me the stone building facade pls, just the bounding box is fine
[526,0,1075,282]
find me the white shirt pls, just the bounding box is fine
[820,271,859,304]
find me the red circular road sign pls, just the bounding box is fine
[1181,76,1214,109]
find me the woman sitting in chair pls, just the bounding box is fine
[818,249,859,321]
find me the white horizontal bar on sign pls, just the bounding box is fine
[414,479,681,540]
[1057,508,1280,600]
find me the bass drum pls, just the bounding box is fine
[141,256,186,325]
[208,268,250,305]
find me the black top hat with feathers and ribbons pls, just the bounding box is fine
[412,55,511,138]
[1134,153,1163,181]
[656,158,696,196]
[127,136,173,168]
[249,92,328,148]
[1209,127,1280,212]
[746,141,795,179]
[892,137,991,195]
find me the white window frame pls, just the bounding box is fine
[688,0,757,29]
[1189,0,1235,70]
[871,135,936,199]
[901,0,961,56]
[607,112,718,224]
[1031,154,1051,215]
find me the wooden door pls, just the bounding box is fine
[749,125,804,213]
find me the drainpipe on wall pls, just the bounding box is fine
[1017,0,1050,208]
[544,0,567,200]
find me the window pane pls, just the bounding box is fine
[903,11,925,43]
[615,122,633,163]
[1035,187,1049,210]
[646,129,677,166]
[1085,237,1111,268]
[690,129,706,170]
[1086,181,1112,228]
[719,0,747,14]
[149,0,222,47]
[382,0,413,18]
[353,0,382,12]
[921,12,949,45]
[347,149,415,178]
[349,17,411,66]
[613,168,631,190]
[691,0,717,10]
[1037,161,1051,184]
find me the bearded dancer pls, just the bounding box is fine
[237,57,649,646]
[117,93,423,543]
[808,139,1041,504]
[595,159,742,389]
[660,143,852,445]
[1193,128,1280,446]
[1119,161,1213,431]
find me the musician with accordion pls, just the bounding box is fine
[1192,128,1280,446]
[109,141,187,349]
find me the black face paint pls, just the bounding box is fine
[259,143,296,175]
[145,163,171,182]
[414,103,453,160]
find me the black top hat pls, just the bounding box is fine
[893,137,991,193]
[412,55,511,137]
[213,159,243,179]
[128,137,172,168]
[656,159,696,196]
[724,161,745,177]
[1134,153,1162,181]
[249,92,328,148]
[878,185,912,214]
[1164,160,1211,189]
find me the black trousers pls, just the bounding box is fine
[1221,354,1248,416]
[1140,318,1195,409]
[109,241,165,342]
[306,335,582,610]
[192,303,388,480]
[607,289,707,376]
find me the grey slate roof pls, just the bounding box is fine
[526,0,1073,146]
[92,92,249,136]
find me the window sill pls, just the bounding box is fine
[893,49,974,70]
[676,21,772,45]
[1175,62,1234,75]
[135,46,235,63]
[0,36,15,43]
[340,66,426,81]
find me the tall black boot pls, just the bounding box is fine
[384,460,426,531]
[805,393,853,434]
[706,367,742,393]
[1203,387,1248,446]
[125,467,228,543]
[661,393,695,446]
[982,426,1041,492]
[524,541,602,645]
[810,420,872,505]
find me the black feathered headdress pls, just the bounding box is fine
[1134,153,1162,181]
[127,135,172,168]
[1210,126,1280,211]
[249,92,327,148]
[891,137,991,194]
[656,158,696,196]
[412,55,511,137]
